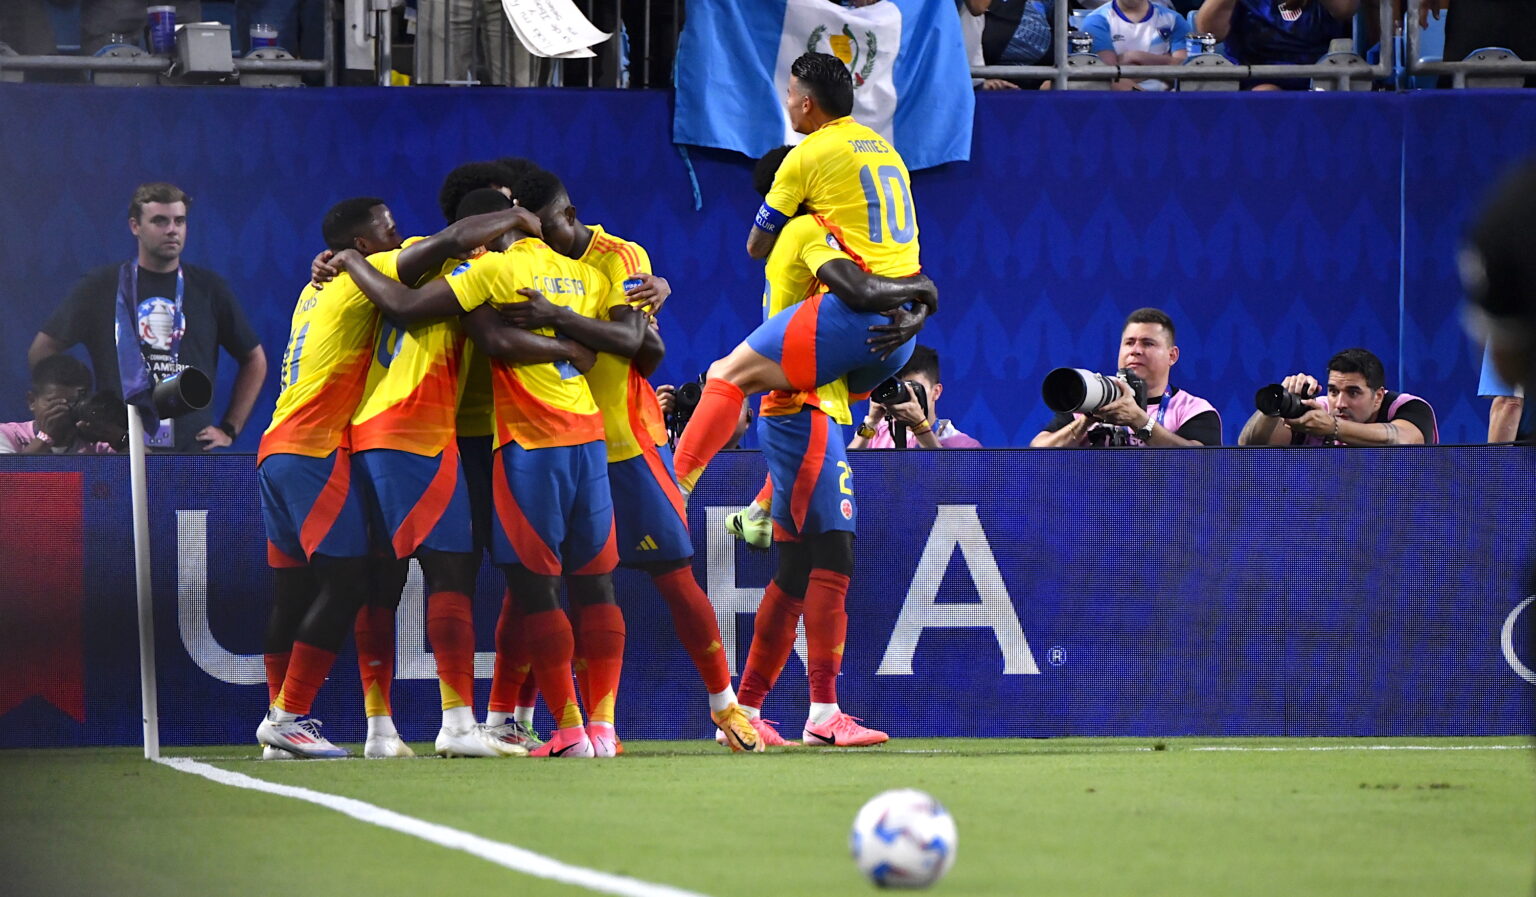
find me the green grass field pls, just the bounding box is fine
[3,737,1532,896]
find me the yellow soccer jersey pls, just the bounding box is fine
[349,253,468,458]
[259,258,390,463]
[758,116,921,279]
[755,215,855,426]
[578,224,670,463]
[446,238,626,451]
[455,341,494,439]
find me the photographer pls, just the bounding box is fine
[1030,308,1221,447]
[850,346,980,449]
[658,383,752,450]
[1238,348,1438,446]
[0,355,124,454]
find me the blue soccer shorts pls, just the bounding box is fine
[745,292,917,399]
[490,440,617,576]
[351,443,474,560]
[610,442,693,566]
[258,449,370,566]
[758,406,856,541]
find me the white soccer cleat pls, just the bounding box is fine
[256,713,349,759]
[435,723,529,758]
[364,732,416,759]
[486,721,542,749]
[261,744,298,761]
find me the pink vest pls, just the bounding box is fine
[1299,392,1438,445]
[1072,388,1220,446]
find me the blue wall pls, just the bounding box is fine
[2,86,1535,447]
[1,448,1531,747]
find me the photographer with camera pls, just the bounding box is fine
[1238,348,1438,446]
[0,355,125,454]
[1030,308,1221,447]
[27,182,266,452]
[849,346,980,449]
[658,381,753,450]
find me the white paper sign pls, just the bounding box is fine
[502,0,610,58]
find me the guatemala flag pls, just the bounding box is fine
[674,0,974,171]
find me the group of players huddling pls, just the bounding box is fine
[255,52,935,760]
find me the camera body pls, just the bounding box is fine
[70,390,130,450]
[1042,367,1147,415]
[666,375,706,446]
[870,377,931,449]
[1254,384,1310,419]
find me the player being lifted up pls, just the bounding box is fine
[672,51,931,502]
[497,167,764,752]
[333,189,625,759]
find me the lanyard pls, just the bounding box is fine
[128,262,185,367]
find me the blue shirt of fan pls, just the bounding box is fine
[1224,0,1350,66]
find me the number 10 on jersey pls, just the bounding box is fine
[858,164,916,245]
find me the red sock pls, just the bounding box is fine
[274,641,337,716]
[652,567,731,694]
[803,570,850,706]
[738,581,805,710]
[579,604,626,725]
[263,651,290,705]
[754,475,773,509]
[673,379,747,492]
[526,608,583,730]
[427,591,476,711]
[570,602,591,715]
[488,589,529,714]
[354,605,396,717]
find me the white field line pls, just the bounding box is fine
[154,757,714,897]
[1187,744,1534,752]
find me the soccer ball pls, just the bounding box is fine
[849,789,958,889]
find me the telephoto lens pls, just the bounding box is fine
[1254,384,1310,419]
[1042,368,1121,414]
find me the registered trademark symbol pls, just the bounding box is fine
[1048,646,1066,666]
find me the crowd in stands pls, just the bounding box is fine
[3,0,1532,89]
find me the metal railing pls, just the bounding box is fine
[973,0,1535,90]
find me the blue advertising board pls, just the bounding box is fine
[0,448,1531,748]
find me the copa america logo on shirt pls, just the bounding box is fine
[136,296,184,351]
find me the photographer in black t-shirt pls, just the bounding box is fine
[1238,348,1438,446]
[27,182,266,452]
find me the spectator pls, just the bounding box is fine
[980,0,1054,89]
[27,182,267,452]
[1195,0,1358,90]
[1237,348,1438,445]
[1430,0,1536,87]
[1031,307,1222,447]
[851,345,981,449]
[415,0,545,86]
[1479,343,1527,443]
[0,355,123,454]
[959,0,990,87]
[1083,0,1193,91]
[1463,160,1536,431]
[0,1,54,57]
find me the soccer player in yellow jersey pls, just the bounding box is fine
[672,54,931,501]
[489,168,763,752]
[281,197,543,761]
[334,189,623,759]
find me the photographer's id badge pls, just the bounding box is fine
[147,418,174,449]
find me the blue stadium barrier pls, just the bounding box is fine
[4,87,1536,449]
[1,448,1531,748]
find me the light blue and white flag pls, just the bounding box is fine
[674,0,974,170]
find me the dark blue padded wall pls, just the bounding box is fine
[1,86,1533,447]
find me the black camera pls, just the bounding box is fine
[1254,384,1310,419]
[152,367,213,418]
[1042,367,1147,415]
[666,375,706,447]
[871,377,930,449]
[70,390,130,450]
